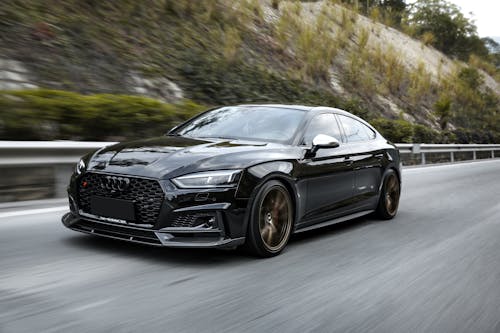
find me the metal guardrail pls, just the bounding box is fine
[1,141,499,167]
[0,141,115,166]
[397,143,500,164]
[0,141,114,199]
[0,141,498,202]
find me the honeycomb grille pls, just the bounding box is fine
[77,172,164,225]
[170,213,216,228]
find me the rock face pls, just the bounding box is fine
[0,57,184,103]
[129,72,183,103]
[0,59,37,90]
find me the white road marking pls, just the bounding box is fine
[0,206,68,219]
[66,298,114,313]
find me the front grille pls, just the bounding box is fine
[77,172,164,225]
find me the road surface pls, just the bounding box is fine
[1,160,500,332]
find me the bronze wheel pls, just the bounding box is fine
[376,170,400,220]
[245,180,294,257]
[385,173,400,216]
[258,187,292,252]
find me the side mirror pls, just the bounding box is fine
[310,134,340,155]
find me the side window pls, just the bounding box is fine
[302,113,342,145]
[337,115,375,142]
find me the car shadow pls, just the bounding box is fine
[62,214,385,265]
[63,235,251,266]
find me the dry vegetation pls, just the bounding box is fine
[0,0,498,142]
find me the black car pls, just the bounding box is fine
[62,104,401,257]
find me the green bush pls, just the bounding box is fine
[0,89,205,141]
[371,118,414,143]
[413,124,441,143]
[371,118,474,143]
[453,127,498,144]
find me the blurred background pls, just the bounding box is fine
[0,0,499,202]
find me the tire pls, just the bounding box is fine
[244,180,294,257]
[376,169,401,220]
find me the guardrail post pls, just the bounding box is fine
[450,152,454,163]
[473,151,477,160]
[421,152,426,165]
[492,151,495,159]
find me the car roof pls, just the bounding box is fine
[236,104,315,111]
[235,104,357,117]
[235,104,375,130]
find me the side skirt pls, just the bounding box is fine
[294,210,374,234]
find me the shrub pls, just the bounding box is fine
[370,118,414,143]
[434,94,452,130]
[413,124,440,143]
[408,62,432,104]
[0,89,205,141]
[420,31,435,46]
[457,67,484,88]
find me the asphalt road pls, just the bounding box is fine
[1,160,500,333]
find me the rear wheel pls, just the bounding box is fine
[245,180,293,257]
[376,170,400,219]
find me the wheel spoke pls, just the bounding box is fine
[387,176,396,192]
[261,225,273,243]
[258,187,292,251]
[384,174,399,215]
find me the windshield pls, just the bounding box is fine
[173,106,306,143]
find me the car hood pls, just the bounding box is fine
[87,136,301,179]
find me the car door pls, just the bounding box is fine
[336,114,383,210]
[297,113,356,227]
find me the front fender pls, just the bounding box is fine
[235,161,303,235]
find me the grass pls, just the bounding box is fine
[223,27,242,62]
[408,61,433,104]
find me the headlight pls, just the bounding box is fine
[75,159,86,175]
[172,170,241,189]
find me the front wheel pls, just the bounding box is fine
[376,170,401,220]
[244,180,293,257]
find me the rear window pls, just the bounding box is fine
[337,115,375,142]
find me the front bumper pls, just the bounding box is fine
[62,212,245,249]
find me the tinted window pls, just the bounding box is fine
[337,115,375,142]
[175,106,305,143]
[302,113,342,145]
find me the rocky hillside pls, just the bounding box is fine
[0,0,499,142]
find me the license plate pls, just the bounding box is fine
[90,196,135,221]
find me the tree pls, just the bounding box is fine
[482,37,500,69]
[405,0,488,60]
[341,0,406,26]
[378,0,406,25]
